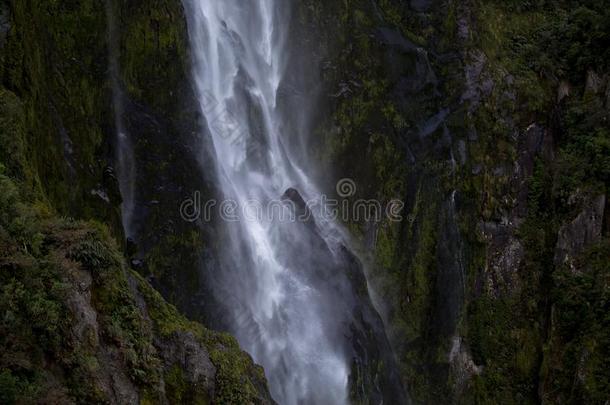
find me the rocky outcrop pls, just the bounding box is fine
[0,191,273,404]
[448,336,482,396]
[154,331,216,390]
[555,194,606,270]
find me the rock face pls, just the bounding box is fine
[0,0,214,326]
[554,195,606,270]
[0,194,273,404]
[281,187,316,228]
[298,0,610,403]
[154,330,216,388]
[448,336,482,396]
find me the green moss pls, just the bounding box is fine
[0,370,18,404]
[1,109,268,400]
[132,270,196,338]
[0,88,26,179]
[405,188,438,341]
[120,0,189,113]
[145,230,203,304]
[164,364,209,405]
[542,241,610,403]
[0,167,269,402]
[208,336,264,405]
[134,272,268,404]
[1,0,124,237]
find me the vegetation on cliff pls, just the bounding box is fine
[0,0,273,403]
[1,0,608,403]
[0,86,272,403]
[300,0,608,403]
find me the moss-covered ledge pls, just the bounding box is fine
[0,169,273,404]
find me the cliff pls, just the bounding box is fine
[0,0,272,403]
[0,174,272,403]
[298,0,609,403]
[1,0,608,403]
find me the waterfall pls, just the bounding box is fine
[105,0,136,237]
[183,1,406,404]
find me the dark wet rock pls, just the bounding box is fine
[0,2,10,49]
[130,258,145,271]
[281,187,309,215]
[468,127,478,141]
[585,70,605,94]
[103,166,123,204]
[554,195,606,270]
[126,237,138,256]
[455,140,467,165]
[376,27,438,98]
[410,0,433,12]
[461,51,488,113]
[456,4,471,42]
[338,246,409,405]
[281,187,318,229]
[448,336,483,395]
[274,189,408,404]
[434,192,466,335]
[419,108,449,139]
[376,27,419,52]
[513,123,554,219]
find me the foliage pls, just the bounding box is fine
[543,242,610,403]
[306,0,610,402]
[1,63,267,404]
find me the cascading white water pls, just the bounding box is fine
[183,1,357,403]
